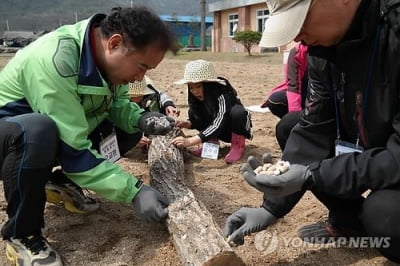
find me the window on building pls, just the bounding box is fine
[228,13,239,37]
[256,9,269,33]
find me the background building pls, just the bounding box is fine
[209,0,293,53]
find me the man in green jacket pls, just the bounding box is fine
[0,6,177,266]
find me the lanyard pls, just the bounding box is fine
[333,24,381,146]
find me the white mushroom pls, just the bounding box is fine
[262,163,272,171]
[254,166,263,174]
[260,160,291,176]
[276,160,290,173]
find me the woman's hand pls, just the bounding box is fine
[171,136,190,148]
[171,135,201,148]
[165,106,180,117]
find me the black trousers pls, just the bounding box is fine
[312,189,400,262]
[265,90,288,119]
[191,104,252,143]
[0,114,58,239]
[275,111,301,151]
[0,114,141,239]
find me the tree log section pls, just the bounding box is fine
[148,129,245,266]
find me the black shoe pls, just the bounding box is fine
[298,222,364,244]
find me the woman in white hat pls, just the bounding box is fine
[171,59,252,163]
[128,75,179,150]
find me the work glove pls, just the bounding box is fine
[138,112,175,135]
[241,154,312,197]
[223,207,277,245]
[132,184,169,223]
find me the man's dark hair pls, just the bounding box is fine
[100,6,178,53]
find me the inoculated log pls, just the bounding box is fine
[148,128,245,266]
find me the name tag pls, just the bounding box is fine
[335,140,363,156]
[100,132,121,162]
[201,142,219,160]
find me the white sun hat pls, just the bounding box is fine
[259,0,312,48]
[174,59,225,85]
[128,75,155,96]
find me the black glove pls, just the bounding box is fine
[223,207,277,245]
[241,154,312,197]
[132,185,169,223]
[138,112,175,135]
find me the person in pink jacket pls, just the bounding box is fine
[262,43,308,150]
[262,42,308,117]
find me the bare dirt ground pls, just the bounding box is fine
[0,53,396,265]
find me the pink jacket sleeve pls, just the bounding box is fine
[287,43,308,112]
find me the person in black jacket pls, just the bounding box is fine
[171,59,252,164]
[224,0,400,262]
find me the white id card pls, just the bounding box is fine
[201,142,220,160]
[335,140,364,156]
[100,132,121,162]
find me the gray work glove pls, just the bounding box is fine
[223,207,277,245]
[241,154,311,197]
[138,112,175,135]
[132,185,169,223]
